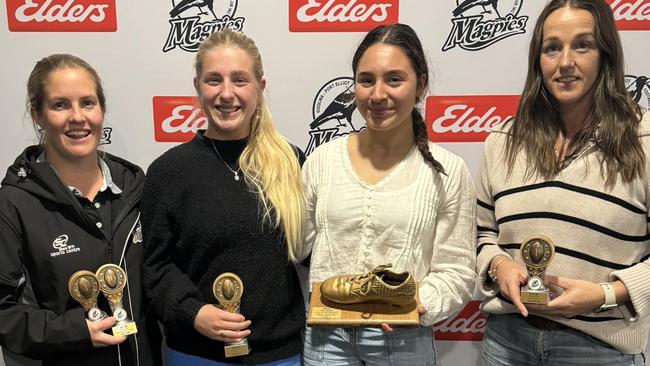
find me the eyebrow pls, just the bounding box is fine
[542,32,595,42]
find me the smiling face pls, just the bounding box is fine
[34,67,103,163]
[354,43,425,134]
[194,45,265,140]
[540,6,600,114]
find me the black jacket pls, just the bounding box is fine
[0,146,161,366]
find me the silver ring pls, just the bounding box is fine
[219,330,225,337]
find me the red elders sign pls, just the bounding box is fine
[289,0,399,32]
[425,95,519,143]
[433,300,485,341]
[6,0,117,32]
[152,96,207,143]
[608,0,650,30]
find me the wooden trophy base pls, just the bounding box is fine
[307,282,420,327]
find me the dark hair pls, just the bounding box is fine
[352,23,445,174]
[505,0,643,186]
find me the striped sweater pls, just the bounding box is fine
[476,112,650,354]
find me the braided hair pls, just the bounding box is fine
[352,23,445,174]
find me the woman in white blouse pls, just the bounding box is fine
[300,23,477,366]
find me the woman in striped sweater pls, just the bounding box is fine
[477,0,650,365]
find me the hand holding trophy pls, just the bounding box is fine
[96,264,138,336]
[213,273,250,358]
[68,270,106,322]
[520,235,555,304]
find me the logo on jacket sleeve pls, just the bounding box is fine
[442,0,529,51]
[50,234,81,257]
[6,0,117,32]
[132,221,143,244]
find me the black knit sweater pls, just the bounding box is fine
[141,131,305,364]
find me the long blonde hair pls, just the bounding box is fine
[195,30,305,262]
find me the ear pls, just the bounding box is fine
[31,108,43,129]
[193,76,200,94]
[259,77,266,93]
[416,74,427,99]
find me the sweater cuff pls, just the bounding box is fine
[610,262,650,321]
[476,246,512,297]
[177,297,207,334]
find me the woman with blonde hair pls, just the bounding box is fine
[142,29,305,365]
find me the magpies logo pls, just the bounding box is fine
[443,0,528,52]
[163,0,246,53]
[626,74,650,110]
[305,77,363,155]
[100,127,112,146]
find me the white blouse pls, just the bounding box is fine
[301,135,477,325]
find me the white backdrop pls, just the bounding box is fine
[1,1,649,365]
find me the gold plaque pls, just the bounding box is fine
[213,273,249,358]
[520,235,555,304]
[96,264,137,336]
[68,270,105,321]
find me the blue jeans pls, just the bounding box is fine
[482,314,646,366]
[303,325,436,366]
[166,347,300,366]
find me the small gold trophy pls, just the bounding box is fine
[96,264,138,336]
[68,270,106,322]
[213,273,250,358]
[520,235,555,304]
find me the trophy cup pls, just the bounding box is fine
[68,270,106,321]
[213,273,250,358]
[96,264,138,336]
[520,235,555,304]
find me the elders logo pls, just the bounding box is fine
[442,0,528,51]
[305,77,363,155]
[163,0,246,53]
[289,0,399,32]
[626,74,650,110]
[152,96,207,142]
[6,0,117,32]
[433,300,485,341]
[425,95,519,142]
[608,0,650,30]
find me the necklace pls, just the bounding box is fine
[209,139,241,181]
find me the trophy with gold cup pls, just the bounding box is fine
[68,270,106,322]
[213,273,250,358]
[520,235,555,304]
[96,264,138,336]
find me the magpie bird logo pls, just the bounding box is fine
[443,0,528,52]
[305,77,363,155]
[626,74,650,110]
[100,127,112,146]
[163,0,246,53]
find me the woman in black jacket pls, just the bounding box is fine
[0,54,160,366]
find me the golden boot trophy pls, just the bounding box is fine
[96,264,138,336]
[520,235,555,304]
[213,273,250,358]
[68,270,106,321]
